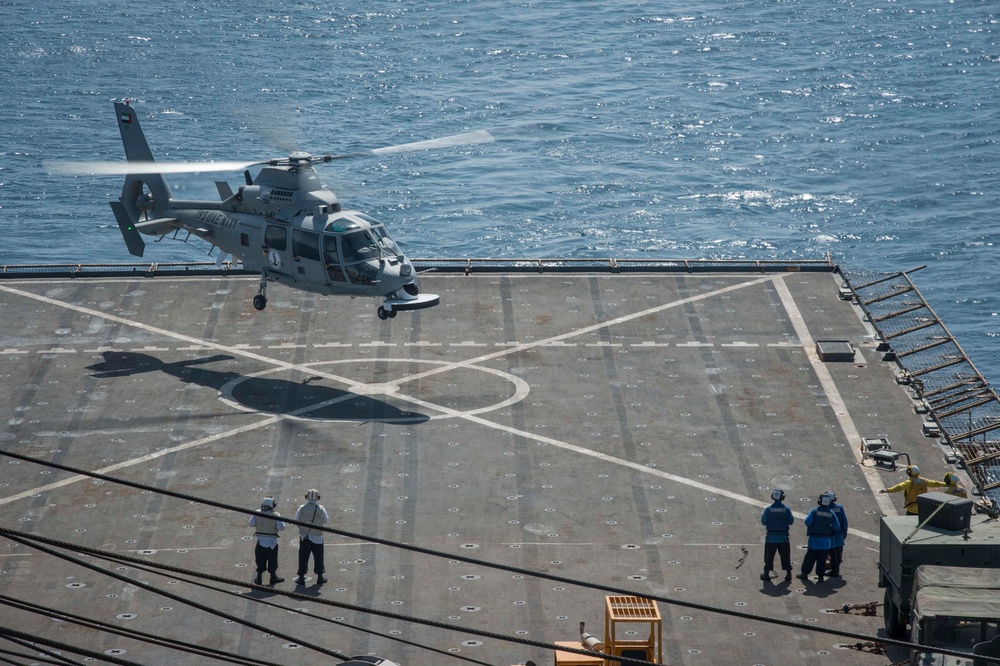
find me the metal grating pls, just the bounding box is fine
[605,596,661,621]
[842,268,1000,507]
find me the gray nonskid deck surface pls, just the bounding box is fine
[0,271,957,665]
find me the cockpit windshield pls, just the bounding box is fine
[369,225,402,256]
[341,225,401,264]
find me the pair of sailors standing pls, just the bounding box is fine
[247,488,330,586]
[760,489,847,583]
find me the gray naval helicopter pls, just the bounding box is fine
[68,101,492,319]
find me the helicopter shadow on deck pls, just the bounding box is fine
[85,351,429,423]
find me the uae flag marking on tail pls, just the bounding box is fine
[120,111,132,124]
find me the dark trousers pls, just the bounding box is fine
[800,548,829,577]
[828,545,843,575]
[254,543,279,575]
[297,538,325,576]
[763,541,792,572]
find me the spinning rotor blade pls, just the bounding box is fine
[45,160,261,175]
[45,129,494,175]
[318,130,495,162]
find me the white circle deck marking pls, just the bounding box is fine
[216,358,531,422]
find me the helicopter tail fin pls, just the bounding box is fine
[111,101,174,247]
[114,101,158,163]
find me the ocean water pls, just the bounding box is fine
[1,0,997,380]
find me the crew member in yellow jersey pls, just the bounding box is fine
[879,465,948,514]
[943,472,968,498]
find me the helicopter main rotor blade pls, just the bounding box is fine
[45,160,262,176]
[45,129,494,175]
[318,130,494,162]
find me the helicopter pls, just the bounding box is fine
[59,101,493,319]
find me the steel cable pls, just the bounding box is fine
[103,560,494,666]
[0,593,282,666]
[1,530,352,662]
[0,627,144,666]
[1,527,655,666]
[4,449,999,664]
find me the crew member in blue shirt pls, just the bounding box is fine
[797,493,841,583]
[760,489,794,582]
[823,491,847,579]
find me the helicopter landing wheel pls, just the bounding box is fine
[377,306,390,320]
[253,295,267,311]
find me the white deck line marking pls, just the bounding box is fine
[0,415,282,507]
[0,284,364,390]
[125,547,227,552]
[0,277,881,541]
[394,390,879,542]
[381,276,777,389]
[772,275,897,518]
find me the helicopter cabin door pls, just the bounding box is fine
[323,235,348,284]
[263,224,291,276]
[290,228,327,286]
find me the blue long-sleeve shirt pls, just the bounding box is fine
[829,502,847,548]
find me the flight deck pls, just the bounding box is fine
[1,261,997,666]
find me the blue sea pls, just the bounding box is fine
[1,0,997,380]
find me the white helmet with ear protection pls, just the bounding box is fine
[260,497,276,510]
[305,488,321,501]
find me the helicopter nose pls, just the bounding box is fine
[399,263,412,277]
[376,261,406,286]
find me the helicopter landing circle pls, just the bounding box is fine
[216,358,530,422]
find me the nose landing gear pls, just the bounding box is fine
[376,291,440,320]
[253,271,268,311]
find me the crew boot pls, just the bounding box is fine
[759,569,771,581]
[269,574,284,586]
[784,570,793,582]
[317,575,328,584]
[253,573,263,585]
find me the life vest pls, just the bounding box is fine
[764,505,792,533]
[298,503,323,537]
[254,513,280,537]
[807,509,835,537]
